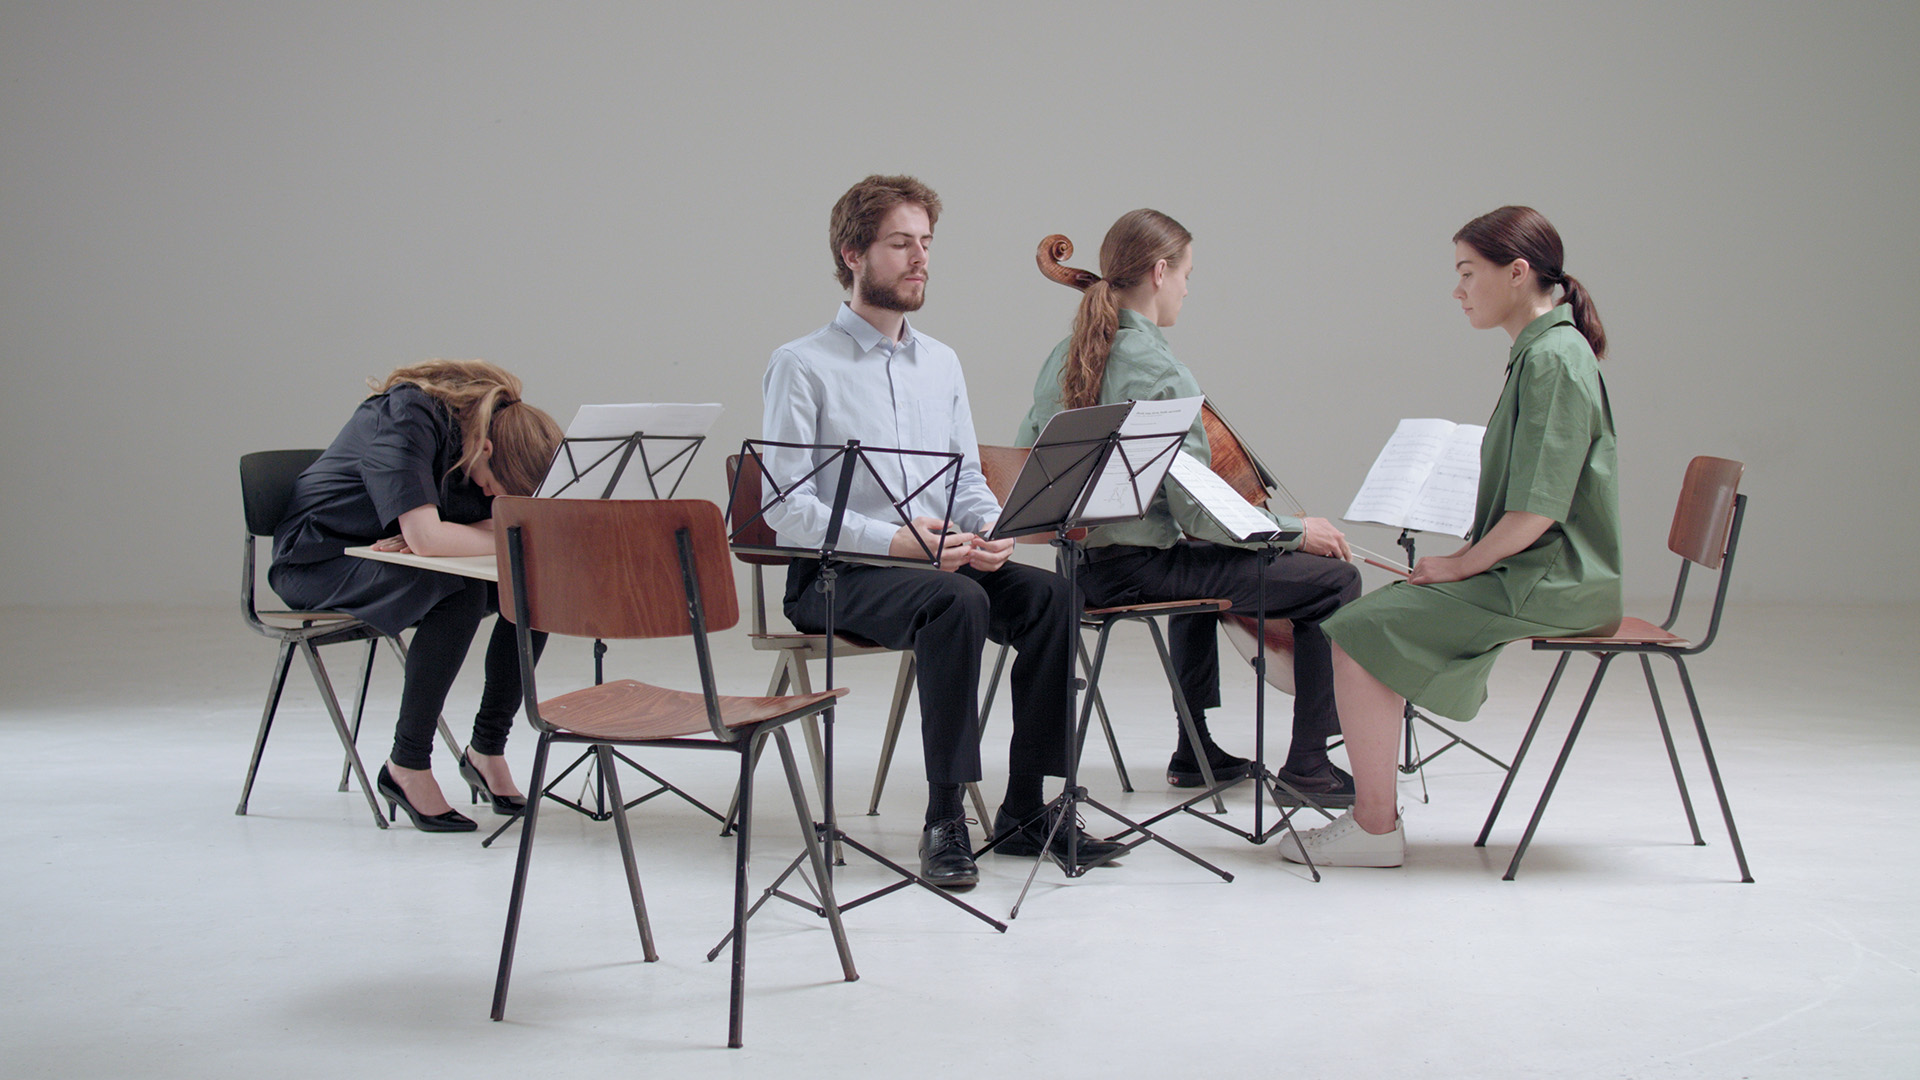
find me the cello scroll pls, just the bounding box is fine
[1037,234,1102,292]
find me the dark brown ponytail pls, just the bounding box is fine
[1039,209,1194,408]
[1454,206,1607,359]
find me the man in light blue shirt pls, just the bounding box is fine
[762,175,1122,888]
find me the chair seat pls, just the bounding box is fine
[749,631,891,655]
[1532,616,1690,649]
[539,679,848,742]
[257,610,360,626]
[1083,598,1231,620]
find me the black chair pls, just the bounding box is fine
[1477,456,1753,882]
[236,450,458,828]
[488,496,855,1048]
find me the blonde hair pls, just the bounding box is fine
[369,360,562,496]
[1056,210,1192,409]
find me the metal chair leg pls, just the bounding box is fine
[727,732,757,1048]
[236,639,298,815]
[1477,653,1571,846]
[492,733,552,1020]
[336,637,379,792]
[774,727,857,981]
[1075,635,1133,792]
[597,745,659,961]
[1672,656,1754,883]
[1640,655,1704,845]
[866,651,917,814]
[299,638,387,829]
[1501,654,1616,880]
[1147,618,1224,813]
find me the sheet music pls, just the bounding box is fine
[563,402,722,439]
[1342,417,1484,537]
[1167,453,1291,541]
[536,402,722,498]
[1081,396,1203,521]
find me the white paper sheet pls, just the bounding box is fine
[1167,453,1290,541]
[1079,396,1203,522]
[1342,417,1485,537]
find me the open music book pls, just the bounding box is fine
[1167,453,1299,543]
[1342,418,1486,538]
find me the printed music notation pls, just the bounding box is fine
[1342,418,1486,538]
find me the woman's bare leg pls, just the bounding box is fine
[1332,643,1404,834]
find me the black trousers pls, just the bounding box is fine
[389,578,546,770]
[785,560,1072,785]
[1079,542,1361,755]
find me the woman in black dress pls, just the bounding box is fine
[271,360,562,832]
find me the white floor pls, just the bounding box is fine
[3,601,1917,1078]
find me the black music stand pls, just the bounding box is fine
[708,437,1007,953]
[980,402,1236,918]
[481,424,724,848]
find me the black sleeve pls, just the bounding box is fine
[360,388,452,530]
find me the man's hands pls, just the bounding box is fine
[890,516,1012,572]
[1299,516,1351,561]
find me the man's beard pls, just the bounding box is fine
[858,265,926,312]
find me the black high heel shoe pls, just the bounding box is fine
[459,751,528,816]
[376,765,478,832]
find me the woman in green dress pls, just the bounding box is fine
[1283,206,1623,868]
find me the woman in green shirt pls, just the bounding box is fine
[1284,206,1623,868]
[1017,209,1362,801]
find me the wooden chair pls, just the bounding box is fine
[487,496,855,1048]
[234,450,458,829]
[1476,456,1753,882]
[724,454,989,825]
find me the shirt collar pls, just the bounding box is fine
[1509,304,1575,365]
[1116,306,1167,345]
[834,302,917,355]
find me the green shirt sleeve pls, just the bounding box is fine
[1501,345,1592,523]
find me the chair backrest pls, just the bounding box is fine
[493,497,740,640]
[724,454,789,566]
[1669,456,1744,570]
[241,449,324,536]
[978,444,1028,504]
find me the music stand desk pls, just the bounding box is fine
[345,546,498,581]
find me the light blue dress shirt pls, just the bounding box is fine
[760,303,1003,556]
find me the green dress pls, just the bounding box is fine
[1322,305,1623,721]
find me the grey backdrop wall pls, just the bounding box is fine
[3,2,1914,607]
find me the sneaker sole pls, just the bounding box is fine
[1277,841,1403,868]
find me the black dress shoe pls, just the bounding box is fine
[919,817,978,890]
[1166,743,1254,788]
[458,751,528,816]
[991,805,1126,865]
[1271,762,1357,808]
[376,765,478,833]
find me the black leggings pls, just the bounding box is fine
[389,579,547,770]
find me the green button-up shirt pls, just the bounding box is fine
[1466,304,1623,626]
[1016,308,1304,551]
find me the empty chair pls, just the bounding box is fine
[487,496,855,1048]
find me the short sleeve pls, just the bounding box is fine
[1502,350,1592,523]
[360,389,449,528]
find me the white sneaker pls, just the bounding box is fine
[1277,810,1405,868]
